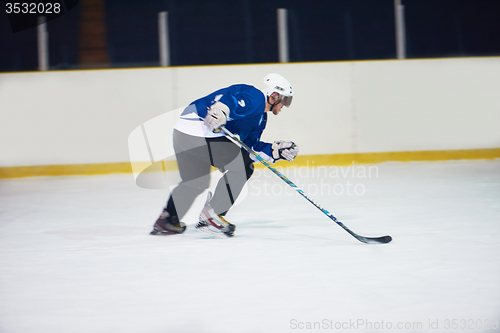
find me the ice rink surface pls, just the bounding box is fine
[1,159,499,333]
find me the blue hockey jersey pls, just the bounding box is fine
[174,84,274,162]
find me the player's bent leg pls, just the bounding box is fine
[210,148,254,216]
[151,130,213,235]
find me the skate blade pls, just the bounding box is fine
[150,227,182,236]
[195,223,233,238]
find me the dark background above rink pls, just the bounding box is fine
[1,0,500,71]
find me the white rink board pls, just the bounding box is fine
[352,58,500,152]
[1,58,500,167]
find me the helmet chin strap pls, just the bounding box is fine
[267,95,279,112]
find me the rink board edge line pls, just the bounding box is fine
[1,148,499,179]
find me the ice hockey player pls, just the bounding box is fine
[150,73,299,237]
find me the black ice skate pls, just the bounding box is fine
[195,192,235,237]
[150,211,186,235]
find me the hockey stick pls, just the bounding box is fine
[220,125,392,244]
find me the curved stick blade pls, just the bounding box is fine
[356,235,392,244]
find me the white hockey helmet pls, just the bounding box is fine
[262,73,293,107]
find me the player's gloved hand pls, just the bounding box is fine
[272,140,299,162]
[204,102,230,133]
